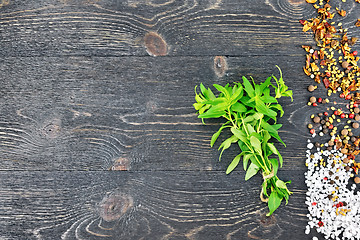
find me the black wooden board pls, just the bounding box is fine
[0,0,358,57]
[1,0,360,239]
[0,170,311,240]
[0,55,311,171]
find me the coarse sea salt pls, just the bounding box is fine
[305,146,360,239]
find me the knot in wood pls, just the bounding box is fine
[144,32,168,56]
[213,56,228,77]
[99,192,133,222]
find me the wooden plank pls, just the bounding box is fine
[0,170,312,240]
[0,55,314,171]
[0,0,358,56]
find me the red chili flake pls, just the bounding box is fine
[329,124,334,129]
[299,20,307,25]
[340,93,345,98]
[346,95,352,100]
[349,113,355,119]
[354,51,358,56]
[324,177,328,180]
[334,138,339,143]
[340,113,346,118]
[356,19,360,27]
[323,78,330,88]
[324,112,329,116]
[326,71,331,77]
[339,202,344,207]
[310,129,315,134]
[318,221,324,227]
[312,202,317,206]
[336,203,340,208]
[313,102,318,107]
[318,97,323,103]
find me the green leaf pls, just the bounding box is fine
[250,136,262,154]
[203,97,227,105]
[193,102,204,110]
[211,122,230,147]
[269,158,279,175]
[198,104,211,115]
[195,94,203,103]
[245,162,259,181]
[242,76,255,97]
[198,110,224,119]
[276,180,287,189]
[260,95,278,104]
[243,154,251,170]
[200,83,214,100]
[267,142,283,167]
[283,90,293,101]
[231,102,247,113]
[255,84,261,96]
[226,154,242,174]
[263,130,271,144]
[267,191,282,216]
[198,103,228,118]
[213,84,230,99]
[246,124,255,134]
[260,76,272,92]
[270,104,284,117]
[253,112,264,120]
[231,127,248,143]
[218,135,238,161]
[243,114,255,123]
[230,85,244,103]
[255,98,277,118]
[261,121,285,146]
[249,155,261,168]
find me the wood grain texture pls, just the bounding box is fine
[0,55,313,171]
[2,0,360,239]
[0,0,358,56]
[0,170,312,240]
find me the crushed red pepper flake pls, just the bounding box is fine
[338,10,346,17]
[356,19,360,27]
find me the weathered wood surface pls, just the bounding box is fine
[1,171,310,240]
[0,0,358,57]
[1,0,359,239]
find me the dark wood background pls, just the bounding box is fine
[1,0,359,239]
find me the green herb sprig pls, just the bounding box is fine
[194,66,293,216]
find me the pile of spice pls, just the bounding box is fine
[300,0,360,239]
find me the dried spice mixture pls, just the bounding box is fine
[300,0,360,239]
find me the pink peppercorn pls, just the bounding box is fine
[324,112,329,116]
[313,102,318,107]
[346,95,352,100]
[312,202,317,206]
[340,93,345,98]
[354,51,358,56]
[340,113,346,118]
[318,97,323,103]
[349,113,355,119]
[310,129,315,134]
[318,221,324,227]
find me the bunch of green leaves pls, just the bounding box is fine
[194,66,293,216]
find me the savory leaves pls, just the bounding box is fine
[194,66,293,216]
